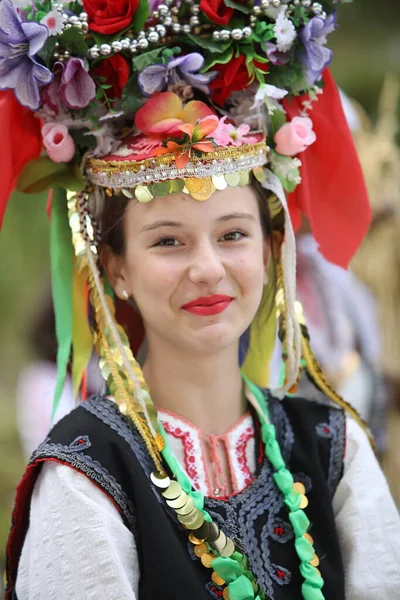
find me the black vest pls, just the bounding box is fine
[6,390,346,600]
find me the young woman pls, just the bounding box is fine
[2,0,400,598]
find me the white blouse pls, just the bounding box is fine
[16,414,400,599]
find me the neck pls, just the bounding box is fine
[142,338,245,436]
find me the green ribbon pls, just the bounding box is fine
[50,188,73,420]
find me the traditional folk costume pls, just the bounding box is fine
[1,0,400,599]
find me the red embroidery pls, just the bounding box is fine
[162,420,201,490]
[323,426,330,434]
[236,426,255,487]
[274,526,284,537]
[276,569,286,579]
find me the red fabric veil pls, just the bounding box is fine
[282,69,371,268]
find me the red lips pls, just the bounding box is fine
[181,295,234,316]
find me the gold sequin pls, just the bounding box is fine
[293,482,306,495]
[166,491,189,509]
[223,587,230,600]
[219,537,235,558]
[212,175,228,191]
[135,185,154,203]
[161,481,182,500]
[150,471,170,489]
[189,532,206,545]
[175,497,195,516]
[299,494,309,509]
[184,177,214,201]
[211,572,226,586]
[201,553,215,568]
[310,554,320,567]
[194,543,208,558]
[209,531,227,553]
[303,533,314,545]
[225,172,240,187]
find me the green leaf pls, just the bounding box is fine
[224,0,252,14]
[69,128,97,150]
[59,28,89,57]
[17,157,85,194]
[132,47,165,71]
[37,36,58,66]
[186,33,232,54]
[201,47,233,71]
[268,109,287,140]
[121,74,145,114]
[133,0,150,32]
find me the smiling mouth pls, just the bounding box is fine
[181,295,235,316]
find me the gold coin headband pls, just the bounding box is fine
[86,137,268,202]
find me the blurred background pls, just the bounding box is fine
[1,0,400,582]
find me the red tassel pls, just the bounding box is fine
[0,91,42,228]
[282,69,371,268]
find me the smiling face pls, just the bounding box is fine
[104,185,270,358]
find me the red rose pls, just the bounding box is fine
[83,0,138,35]
[199,0,233,26]
[92,55,130,100]
[210,56,269,106]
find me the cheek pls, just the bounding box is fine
[126,253,182,304]
[229,247,265,290]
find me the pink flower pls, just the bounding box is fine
[212,116,257,147]
[42,123,75,163]
[274,116,316,156]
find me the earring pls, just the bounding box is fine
[122,289,129,300]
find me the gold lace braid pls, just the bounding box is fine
[68,190,165,473]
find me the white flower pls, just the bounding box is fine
[251,84,288,115]
[41,10,64,36]
[274,9,297,52]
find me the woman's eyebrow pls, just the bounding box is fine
[140,220,184,232]
[217,212,256,223]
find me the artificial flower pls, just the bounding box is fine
[153,115,218,168]
[42,123,75,163]
[210,55,268,107]
[250,83,288,115]
[83,0,139,35]
[199,0,234,26]
[299,14,337,85]
[138,53,215,96]
[59,58,96,109]
[265,42,291,66]
[274,8,296,52]
[212,116,257,147]
[0,0,52,110]
[274,116,316,156]
[92,55,130,100]
[41,10,64,36]
[135,92,214,136]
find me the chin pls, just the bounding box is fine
[186,320,244,353]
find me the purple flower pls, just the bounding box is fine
[265,42,291,66]
[138,52,216,96]
[299,14,337,85]
[42,58,96,112]
[0,0,52,110]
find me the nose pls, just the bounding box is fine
[188,239,225,286]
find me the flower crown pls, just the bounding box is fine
[0,0,340,197]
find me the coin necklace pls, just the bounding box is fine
[150,375,326,600]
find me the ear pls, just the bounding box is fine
[100,246,129,300]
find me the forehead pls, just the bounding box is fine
[124,185,260,230]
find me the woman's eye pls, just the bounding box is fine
[154,237,181,247]
[221,230,248,242]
